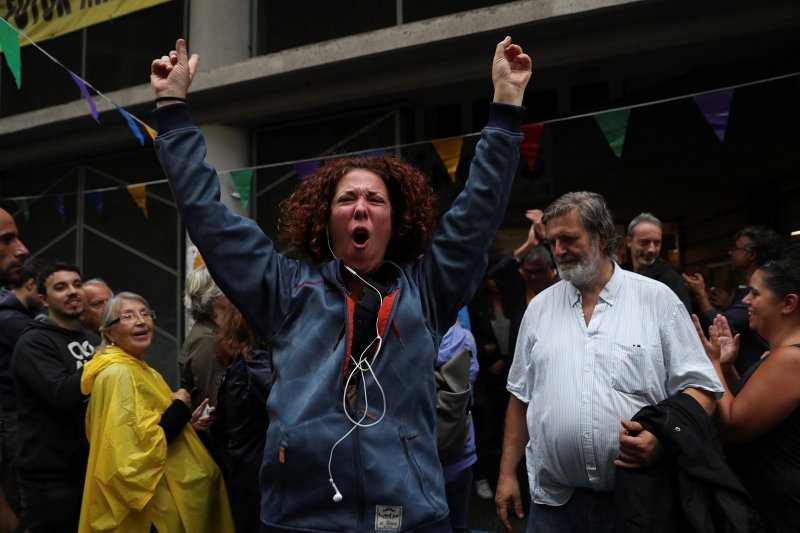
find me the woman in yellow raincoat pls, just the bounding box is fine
[79,291,233,533]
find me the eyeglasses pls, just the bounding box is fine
[106,309,156,327]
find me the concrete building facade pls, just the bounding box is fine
[1,0,799,382]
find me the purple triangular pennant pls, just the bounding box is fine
[293,160,320,180]
[357,149,386,158]
[67,70,100,124]
[52,194,66,222]
[693,89,733,143]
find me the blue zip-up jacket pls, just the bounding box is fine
[154,102,523,532]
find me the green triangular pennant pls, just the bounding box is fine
[230,169,254,209]
[0,21,21,89]
[594,108,630,158]
[14,198,29,223]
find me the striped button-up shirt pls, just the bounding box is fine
[507,264,723,505]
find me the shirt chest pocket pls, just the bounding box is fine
[611,343,656,396]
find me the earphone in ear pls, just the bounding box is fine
[327,228,361,279]
[326,229,338,261]
[329,478,343,503]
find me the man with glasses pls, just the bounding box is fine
[491,209,557,356]
[11,261,99,532]
[683,225,784,373]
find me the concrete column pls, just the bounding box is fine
[189,0,251,69]
[202,125,251,217]
[182,125,250,340]
[184,1,252,280]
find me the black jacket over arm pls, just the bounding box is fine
[614,394,767,533]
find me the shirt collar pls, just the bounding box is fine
[566,261,622,306]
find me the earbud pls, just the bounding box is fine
[326,229,338,261]
[329,478,343,502]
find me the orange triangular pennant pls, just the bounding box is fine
[127,184,148,218]
[432,137,464,183]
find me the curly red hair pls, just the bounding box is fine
[279,155,436,264]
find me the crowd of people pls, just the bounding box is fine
[0,32,797,533]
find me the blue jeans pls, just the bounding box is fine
[526,488,615,533]
[445,467,473,533]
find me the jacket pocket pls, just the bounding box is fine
[398,426,440,512]
[262,410,355,529]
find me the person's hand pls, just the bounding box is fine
[170,388,191,409]
[484,343,498,357]
[487,359,506,375]
[492,36,532,106]
[708,286,733,311]
[151,38,199,103]
[710,314,740,366]
[525,209,545,247]
[495,472,524,533]
[191,398,214,432]
[614,420,664,469]
[691,313,718,361]
[682,272,707,297]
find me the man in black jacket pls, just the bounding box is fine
[0,207,30,530]
[0,208,29,287]
[623,212,692,311]
[0,260,43,527]
[11,262,99,532]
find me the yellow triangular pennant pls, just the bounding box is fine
[127,184,148,218]
[432,137,464,183]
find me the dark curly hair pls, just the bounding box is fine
[279,155,436,264]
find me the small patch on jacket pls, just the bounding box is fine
[375,505,402,530]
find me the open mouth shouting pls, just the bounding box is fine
[352,227,370,247]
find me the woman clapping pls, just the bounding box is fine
[693,259,800,532]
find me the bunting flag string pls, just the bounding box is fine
[0,27,798,221]
[0,16,154,144]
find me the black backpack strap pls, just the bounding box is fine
[350,277,389,364]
